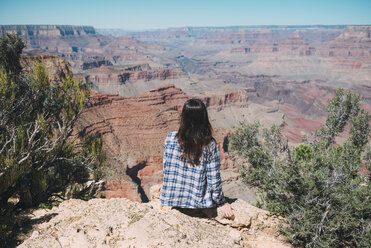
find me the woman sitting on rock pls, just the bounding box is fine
[160,99,234,219]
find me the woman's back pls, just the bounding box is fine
[160,131,225,208]
[160,99,234,219]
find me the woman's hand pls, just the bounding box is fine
[218,203,235,219]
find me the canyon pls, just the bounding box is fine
[74,84,277,202]
[2,24,370,203]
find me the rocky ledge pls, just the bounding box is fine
[18,185,291,248]
[21,55,71,82]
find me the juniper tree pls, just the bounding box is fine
[0,34,104,209]
[231,89,370,248]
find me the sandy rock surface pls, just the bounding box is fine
[19,185,291,248]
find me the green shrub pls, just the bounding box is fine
[231,89,370,247]
[0,34,105,209]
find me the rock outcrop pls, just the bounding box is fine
[18,185,291,248]
[119,69,184,83]
[86,66,185,85]
[81,59,113,70]
[21,55,71,82]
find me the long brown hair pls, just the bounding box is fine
[176,99,215,165]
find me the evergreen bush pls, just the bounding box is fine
[231,89,370,247]
[0,33,105,210]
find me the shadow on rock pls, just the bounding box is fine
[0,212,58,248]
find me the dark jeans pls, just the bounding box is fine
[172,207,218,218]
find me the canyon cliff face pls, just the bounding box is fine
[75,85,187,201]
[0,25,97,38]
[1,25,106,54]
[74,84,283,202]
[7,25,370,100]
[18,186,291,248]
[86,64,185,86]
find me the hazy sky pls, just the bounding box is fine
[0,0,370,30]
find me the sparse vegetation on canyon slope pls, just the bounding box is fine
[0,34,105,245]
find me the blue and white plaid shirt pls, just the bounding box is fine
[160,131,226,208]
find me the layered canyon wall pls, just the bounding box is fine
[0,25,105,54]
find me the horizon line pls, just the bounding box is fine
[1,24,371,32]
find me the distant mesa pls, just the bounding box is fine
[0,24,96,36]
[0,25,102,53]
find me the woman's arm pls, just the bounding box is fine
[206,141,235,219]
[162,132,172,167]
[205,141,226,206]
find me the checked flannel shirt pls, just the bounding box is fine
[160,131,226,208]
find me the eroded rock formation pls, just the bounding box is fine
[86,66,185,85]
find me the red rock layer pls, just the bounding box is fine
[202,89,249,108]
[75,85,186,200]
